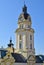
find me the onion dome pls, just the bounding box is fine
[18,4,31,22]
[8,37,14,47]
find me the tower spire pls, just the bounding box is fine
[8,37,14,47]
[23,1,27,14]
[10,37,12,43]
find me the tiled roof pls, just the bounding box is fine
[35,55,44,63]
[0,49,7,58]
[0,49,44,63]
[11,53,27,63]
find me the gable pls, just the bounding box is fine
[28,55,35,61]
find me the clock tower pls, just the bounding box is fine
[15,4,35,59]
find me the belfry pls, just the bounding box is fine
[15,4,35,59]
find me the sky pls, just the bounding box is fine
[0,0,44,55]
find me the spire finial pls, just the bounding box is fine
[23,1,27,14]
[10,37,12,43]
[8,37,14,47]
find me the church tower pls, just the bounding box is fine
[15,4,35,59]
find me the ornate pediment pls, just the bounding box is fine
[1,51,15,65]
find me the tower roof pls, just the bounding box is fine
[18,4,31,22]
[23,4,27,14]
[8,37,14,47]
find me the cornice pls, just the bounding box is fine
[15,28,34,33]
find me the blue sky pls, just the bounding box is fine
[0,0,44,55]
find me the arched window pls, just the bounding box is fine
[30,35,32,40]
[20,25,21,28]
[30,44,32,49]
[19,24,23,29]
[19,42,22,49]
[28,25,30,28]
[22,24,23,29]
[19,35,22,40]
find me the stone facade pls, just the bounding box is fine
[0,4,44,65]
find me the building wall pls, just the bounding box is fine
[14,63,43,65]
[0,62,44,65]
[35,63,43,65]
[13,63,27,65]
